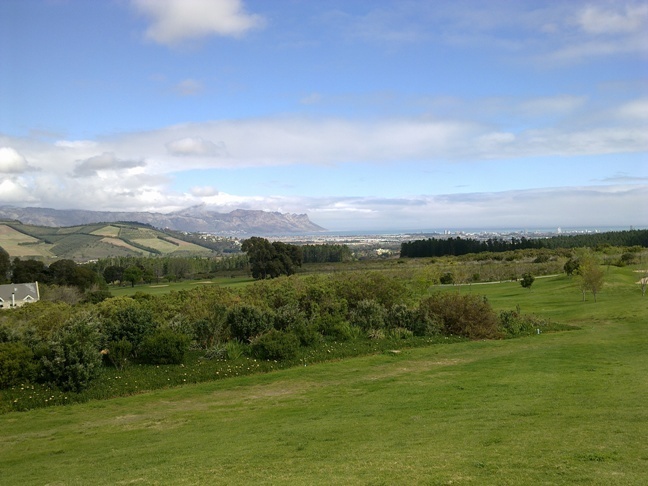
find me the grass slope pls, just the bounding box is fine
[0,222,214,261]
[1,268,647,484]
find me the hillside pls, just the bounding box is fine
[0,205,325,235]
[0,221,215,261]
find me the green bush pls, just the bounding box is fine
[250,329,300,361]
[193,318,222,349]
[499,310,554,337]
[349,299,386,331]
[0,342,36,388]
[98,298,157,353]
[226,304,273,342]
[273,304,308,331]
[315,314,355,341]
[39,314,102,392]
[386,304,417,330]
[419,293,500,339]
[137,329,190,365]
[104,338,133,370]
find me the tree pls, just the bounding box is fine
[520,273,535,290]
[11,258,48,283]
[242,237,302,279]
[577,259,605,302]
[123,265,143,288]
[103,265,124,285]
[0,246,10,284]
[48,259,78,286]
[563,258,580,276]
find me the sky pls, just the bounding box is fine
[0,0,647,232]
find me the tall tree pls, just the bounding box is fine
[0,246,10,284]
[242,237,302,279]
[11,258,48,283]
[577,258,604,302]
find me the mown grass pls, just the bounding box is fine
[1,266,646,484]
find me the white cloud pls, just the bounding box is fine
[578,4,648,34]
[54,140,97,149]
[0,178,36,203]
[132,0,264,46]
[73,152,146,178]
[0,147,32,173]
[616,98,648,120]
[166,137,227,156]
[190,186,219,197]
[173,79,204,96]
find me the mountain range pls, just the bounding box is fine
[0,205,325,235]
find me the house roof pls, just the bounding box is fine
[0,282,40,303]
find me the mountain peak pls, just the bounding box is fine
[0,206,325,235]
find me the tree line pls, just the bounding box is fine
[400,229,648,258]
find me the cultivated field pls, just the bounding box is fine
[1,267,646,484]
[0,224,54,259]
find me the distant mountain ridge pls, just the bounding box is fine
[0,205,325,235]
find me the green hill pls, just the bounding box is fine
[0,221,215,261]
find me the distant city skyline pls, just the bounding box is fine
[1,0,646,231]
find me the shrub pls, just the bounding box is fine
[137,329,190,365]
[0,323,20,343]
[83,289,112,304]
[520,273,535,290]
[419,293,500,339]
[0,342,36,388]
[250,329,300,361]
[386,304,416,330]
[349,299,386,331]
[39,314,102,392]
[98,298,157,353]
[226,305,273,342]
[440,272,454,285]
[315,314,355,341]
[288,321,321,346]
[499,310,555,337]
[203,340,247,361]
[386,327,414,340]
[104,338,133,370]
[273,304,308,331]
[193,318,221,349]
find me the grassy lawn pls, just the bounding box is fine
[1,267,646,484]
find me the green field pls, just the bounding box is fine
[1,267,647,484]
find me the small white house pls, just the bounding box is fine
[0,282,40,309]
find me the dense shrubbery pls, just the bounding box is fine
[0,342,36,387]
[250,329,300,360]
[137,329,190,365]
[0,263,573,402]
[39,314,103,392]
[419,293,500,339]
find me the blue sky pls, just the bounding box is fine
[0,0,646,231]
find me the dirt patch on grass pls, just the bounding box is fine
[361,357,470,382]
